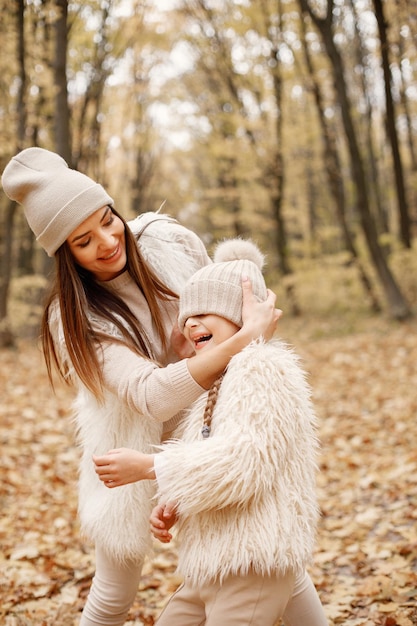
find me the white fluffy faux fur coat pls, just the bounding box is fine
[50,212,210,563]
[155,338,320,586]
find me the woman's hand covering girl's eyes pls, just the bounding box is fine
[241,277,282,341]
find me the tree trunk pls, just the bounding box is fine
[53,0,71,163]
[0,201,17,347]
[394,0,417,172]
[260,0,300,315]
[300,12,381,313]
[72,2,111,176]
[0,0,26,348]
[349,0,389,236]
[397,38,417,172]
[373,0,411,248]
[298,0,411,320]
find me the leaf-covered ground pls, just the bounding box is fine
[1,317,417,626]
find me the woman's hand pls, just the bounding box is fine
[93,448,155,487]
[241,277,282,341]
[150,502,178,543]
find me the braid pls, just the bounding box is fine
[201,374,224,438]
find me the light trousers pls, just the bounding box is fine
[79,545,144,626]
[156,568,329,626]
[281,570,329,626]
[79,546,328,626]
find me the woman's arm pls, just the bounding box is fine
[93,448,156,486]
[100,279,281,424]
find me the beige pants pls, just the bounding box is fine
[79,545,143,626]
[156,568,329,626]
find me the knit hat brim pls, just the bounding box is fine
[36,181,113,255]
[1,147,113,256]
[178,278,244,330]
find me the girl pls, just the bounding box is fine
[1,148,279,626]
[94,239,329,626]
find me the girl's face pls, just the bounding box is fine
[183,314,240,352]
[67,206,127,281]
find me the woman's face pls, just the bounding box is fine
[67,206,127,281]
[183,314,239,352]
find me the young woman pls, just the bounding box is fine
[1,148,280,626]
[94,239,329,626]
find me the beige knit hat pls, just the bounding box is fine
[1,147,113,256]
[178,238,268,330]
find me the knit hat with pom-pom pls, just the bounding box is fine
[178,238,268,330]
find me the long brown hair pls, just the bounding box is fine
[41,207,178,399]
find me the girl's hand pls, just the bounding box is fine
[150,502,178,543]
[241,277,282,341]
[93,448,155,487]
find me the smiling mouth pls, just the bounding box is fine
[195,334,212,345]
[101,246,119,261]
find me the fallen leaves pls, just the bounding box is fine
[294,319,417,626]
[1,317,417,625]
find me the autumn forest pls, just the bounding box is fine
[1,0,417,624]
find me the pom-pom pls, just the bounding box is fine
[213,238,265,270]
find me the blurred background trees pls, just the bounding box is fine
[1,0,416,345]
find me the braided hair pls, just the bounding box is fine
[201,374,224,438]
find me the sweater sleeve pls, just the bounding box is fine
[100,341,205,423]
[155,341,317,515]
[48,300,205,424]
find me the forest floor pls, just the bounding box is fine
[1,311,417,626]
